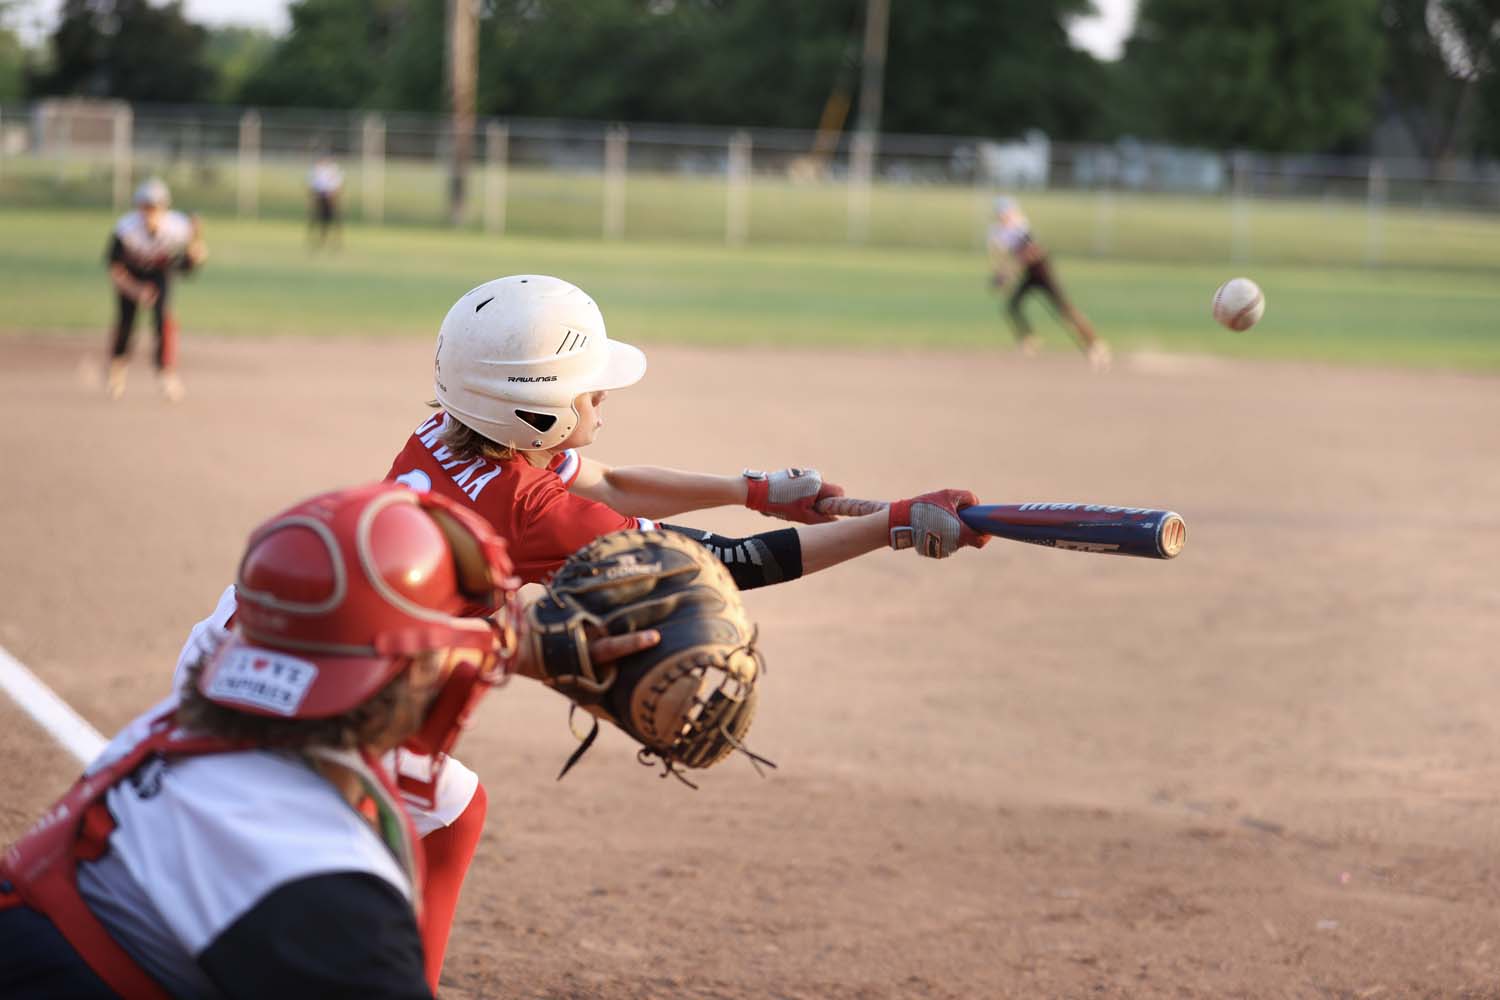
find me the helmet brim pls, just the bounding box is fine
[593,339,647,392]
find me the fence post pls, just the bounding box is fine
[361,113,385,224]
[237,110,260,218]
[111,104,133,212]
[1365,159,1387,267]
[483,120,508,235]
[603,125,627,240]
[1092,183,1114,257]
[848,131,874,243]
[1230,151,1251,264]
[725,130,751,246]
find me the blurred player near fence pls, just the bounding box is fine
[308,154,344,249]
[104,179,207,402]
[987,196,1109,371]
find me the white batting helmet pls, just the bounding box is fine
[433,275,647,450]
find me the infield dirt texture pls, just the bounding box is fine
[2,331,1498,997]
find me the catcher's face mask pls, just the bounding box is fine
[200,482,519,804]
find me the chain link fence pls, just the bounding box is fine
[3,99,1499,272]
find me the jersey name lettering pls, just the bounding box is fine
[413,413,502,501]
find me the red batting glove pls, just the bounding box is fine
[743,468,846,525]
[888,489,989,558]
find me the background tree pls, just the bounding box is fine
[236,0,383,109]
[202,26,276,104]
[1117,0,1385,152]
[880,0,1108,140]
[0,1,28,100]
[476,0,862,127]
[242,0,1111,138]
[1424,0,1500,154]
[28,0,216,102]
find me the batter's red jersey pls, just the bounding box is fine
[385,412,651,584]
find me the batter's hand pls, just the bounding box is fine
[137,283,159,308]
[744,467,846,525]
[888,489,989,558]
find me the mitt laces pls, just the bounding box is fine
[637,721,778,790]
[554,636,776,788]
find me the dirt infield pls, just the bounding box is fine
[3,331,1499,998]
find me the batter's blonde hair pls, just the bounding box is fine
[428,400,517,462]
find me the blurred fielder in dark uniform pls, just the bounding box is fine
[987,196,1110,370]
[105,178,207,402]
[307,154,344,250]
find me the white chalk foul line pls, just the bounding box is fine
[0,643,107,765]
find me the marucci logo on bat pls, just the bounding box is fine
[1018,503,1154,515]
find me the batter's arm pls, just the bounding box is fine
[794,512,888,575]
[569,456,749,519]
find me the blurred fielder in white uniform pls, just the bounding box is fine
[987,196,1110,370]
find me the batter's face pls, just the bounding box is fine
[560,390,607,451]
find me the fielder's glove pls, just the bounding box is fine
[526,529,769,785]
[889,489,990,559]
[743,467,845,524]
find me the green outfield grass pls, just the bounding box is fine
[2,207,1497,371]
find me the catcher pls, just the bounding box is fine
[1,483,746,998]
[103,178,208,402]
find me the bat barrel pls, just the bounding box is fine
[959,504,1187,560]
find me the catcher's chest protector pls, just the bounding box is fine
[3,708,417,997]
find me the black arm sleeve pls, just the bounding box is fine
[106,235,124,266]
[198,873,434,1000]
[659,523,802,590]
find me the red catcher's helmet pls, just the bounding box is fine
[198,482,517,748]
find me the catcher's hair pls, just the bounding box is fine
[177,653,433,750]
[427,400,517,462]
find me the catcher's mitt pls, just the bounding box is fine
[525,529,769,785]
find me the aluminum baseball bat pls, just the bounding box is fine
[814,498,1186,560]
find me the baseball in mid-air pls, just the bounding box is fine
[1212,277,1265,331]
